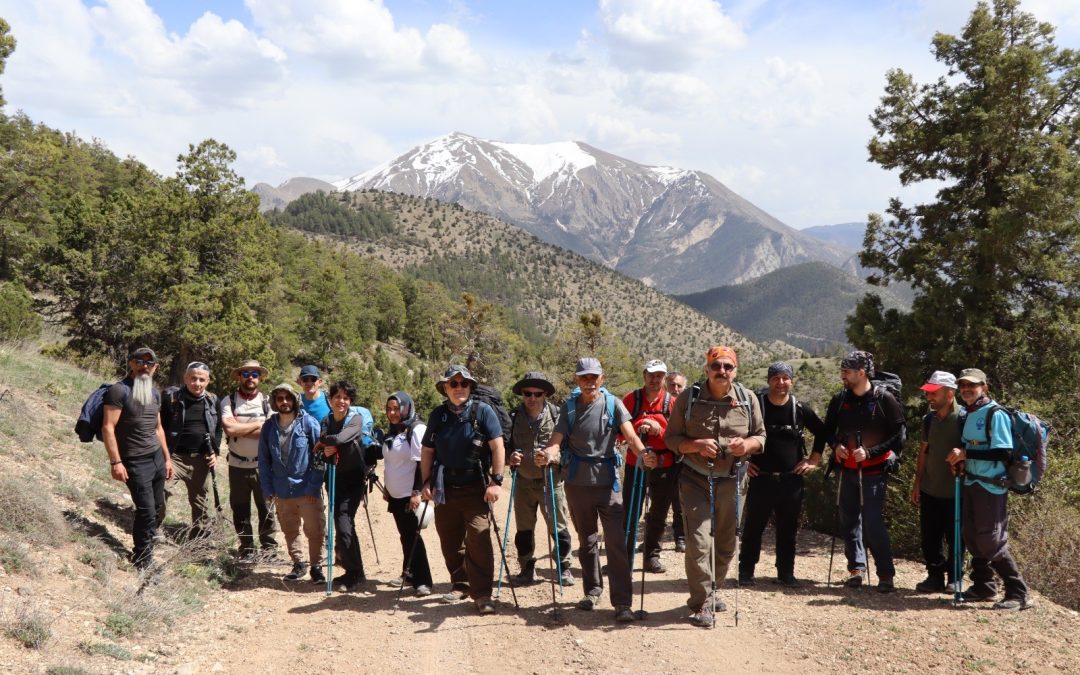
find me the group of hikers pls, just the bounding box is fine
[96,344,1035,629]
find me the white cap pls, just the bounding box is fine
[644,359,667,374]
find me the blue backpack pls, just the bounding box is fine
[985,404,1051,494]
[75,382,125,443]
[560,386,623,491]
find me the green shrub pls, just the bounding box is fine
[6,605,51,648]
[0,282,41,341]
[0,474,68,544]
[79,640,132,661]
[46,667,90,675]
[0,538,33,575]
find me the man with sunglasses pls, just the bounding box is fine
[297,365,331,424]
[160,361,222,542]
[506,371,573,586]
[666,346,765,628]
[221,359,279,561]
[101,347,174,570]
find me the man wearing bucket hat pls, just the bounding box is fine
[419,365,506,615]
[537,357,648,624]
[946,369,1033,610]
[912,370,965,593]
[220,359,278,561]
[506,371,574,586]
[621,359,681,574]
[258,382,326,583]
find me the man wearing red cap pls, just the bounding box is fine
[666,346,764,628]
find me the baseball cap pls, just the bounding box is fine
[299,365,321,379]
[575,357,603,376]
[129,347,158,363]
[957,368,988,385]
[643,359,667,374]
[920,370,957,392]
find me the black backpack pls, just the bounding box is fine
[631,389,672,420]
[472,384,512,444]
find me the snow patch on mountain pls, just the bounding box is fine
[490,141,597,183]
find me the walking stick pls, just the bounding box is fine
[953,472,963,606]
[361,476,381,565]
[544,466,560,617]
[734,459,747,627]
[634,456,651,621]
[856,431,871,587]
[828,468,841,586]
[495,468,518,600]
[707,459,716,628]
[209,466,222,514]
[626,466,646,575]
[624,462,642,550]
[486,476,519,609]
[326,459,337,597]
[396,500,430,608]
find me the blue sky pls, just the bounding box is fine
[1,0,1077,228]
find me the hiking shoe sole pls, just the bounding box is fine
[844,573,864,588]
[476,599,496,615]
[614,606,635,623]
[993,597,1034,611]
[414,585,432,597]
[440,590,469,604]
[576,595,600,611]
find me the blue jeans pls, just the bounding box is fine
[839,469,895,578]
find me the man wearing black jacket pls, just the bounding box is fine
[160,361,222,541]
[739,362,830,587]
[817,351,906,592]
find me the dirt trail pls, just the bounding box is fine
[168,495,1079,675]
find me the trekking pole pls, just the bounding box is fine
[828,467,841,586]
[624,461,642,551]
[326,459,337,597]
[707,459,717,629]
[209,466,222,514]
[486,477,519,609]
[856,431,871,587]
[547,464,564,598]
[952,472,963,606]
[734,459,747,627]
[396,500,430,608]
[361,476,381,565]
[634,453,651,621]
[495,467,518,600]
[626,466,646,575]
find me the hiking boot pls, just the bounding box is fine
[993,596,1034,611]
[560,566,576,587]
[915,575,946,593]
[876,576,896,593]
[738,574,756,586]
[476,598,496,615]
[515,561,536,583]
[334,574,356,592]
[440,588,469,604]
[690,604,714,628]
[414,585,432,598]
[388,575,406,588]
[237,550,257,565]
[284,562,308,581]
[644,558,666,574]
[576,595,600,611]
[844,570,864,588]
[674,538,686,553]
[961,585,996,602]
[152,529,167,544]
[777,574,801,588]
[614,605,635,623]
[711,596,727,612]
[309,566,326,585]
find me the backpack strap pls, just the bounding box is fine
[662,392,672,418]
[685,381,703,427]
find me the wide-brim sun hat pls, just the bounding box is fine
[436,364,478,396]
[511,371,555,396]
[231,359,269,379]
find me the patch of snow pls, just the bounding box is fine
[491,141,597,183]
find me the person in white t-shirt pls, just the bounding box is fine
[376,390,432,596]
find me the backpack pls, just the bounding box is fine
[472,384,512,444]
[162,386,220,454]
[317,405,378,472]
[984,405,1051,494]
[75,382,123,443]
[560,386,622,491]
[228,390,271,418]
[837,370,905,464]
[756,389,805,452]
[685,381,757,430]
[631,389,672,419]
[565,386,617,433]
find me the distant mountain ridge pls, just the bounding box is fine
[676,261,910,354]
[330,132,858,294]
[801,222,866,251]
[252,177,335,212]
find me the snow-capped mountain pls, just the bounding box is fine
[333,132,857,294]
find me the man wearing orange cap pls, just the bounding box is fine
[666,346,765,628]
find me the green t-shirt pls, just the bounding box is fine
[920,400,962,499]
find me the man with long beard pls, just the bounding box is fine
[101,347,174,570]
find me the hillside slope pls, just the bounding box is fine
[290,190,801,367]
[676,262,910,353]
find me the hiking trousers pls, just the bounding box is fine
[228,465,279,555]
[679,468,737,609]
[624,462,682,564]
[839,469,896,578]
[123,451,166,568]
[165,452,212,538]
[919,491,963,583]
[388,496,433,588]
[962,483,1029,599]
[513,474,571,567]
[331,468,366,578]
[564,483,632,607]
[434,482,494,601]
[276,495,326,568]
[739,472,804,579]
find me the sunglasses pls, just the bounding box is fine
[300,376,319,383]
[709,362,736,372]
[240,370,262,379]
[133,358,157,367]
[522,391,546,398]
[446,380,471,389]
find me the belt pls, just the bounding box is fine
[173,451,207,459]
[229,451,257,464]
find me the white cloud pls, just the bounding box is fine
[618,72,714,113]
[422,23,482,71]
[586,112,680,148]
[599,0,745,71]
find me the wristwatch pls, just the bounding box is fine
[489,473,504,486]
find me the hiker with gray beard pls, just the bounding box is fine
[101,347,174,570]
